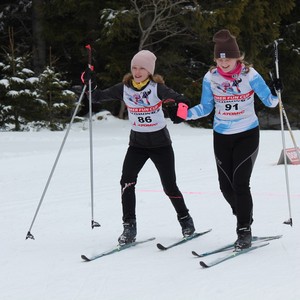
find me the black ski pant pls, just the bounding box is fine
[213,126,259,227]
[120,145,189,222]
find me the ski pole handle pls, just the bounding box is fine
[85,44,92,68]
[273,39,283,79]
[85,44,95,72]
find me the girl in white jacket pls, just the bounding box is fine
[187,29,280,250]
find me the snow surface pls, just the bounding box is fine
[1,111,299,300]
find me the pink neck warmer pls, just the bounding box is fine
[217,62,242,81]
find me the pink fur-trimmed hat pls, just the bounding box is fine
[131,50,157,75]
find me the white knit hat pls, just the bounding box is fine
[131,50,157,75]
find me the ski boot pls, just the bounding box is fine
[234,225,252,251]
[178,214,195,237]
[118,219,137,245]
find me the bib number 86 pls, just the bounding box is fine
[138,116,152,123]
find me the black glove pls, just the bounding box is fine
[272,78,283,93]
[81,67,92,84]
[165,101,188,124]
[167,105,180,123]
[81,67,97,91]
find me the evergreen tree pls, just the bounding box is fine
[42,0,106,84]
[0,52,42,131]
[274,0,300,128]
[0,1,32,55]
[37,66,76,131]
[0,53,76,131]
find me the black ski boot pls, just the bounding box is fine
[118,219,137,245]
[234,225,252,250]
[178,214,195,237]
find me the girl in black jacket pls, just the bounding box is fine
[83,50,195,245]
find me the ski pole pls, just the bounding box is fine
[85,44,100,229]
[269,72,300,161]
[270,43,300,161]
[273,39,293,226]
[26,85,87,239]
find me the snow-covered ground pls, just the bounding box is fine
[1,112,299,300]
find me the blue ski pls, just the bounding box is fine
[81,237,155,262]
[200,242,270,268]
[157,229,212,251]
[192,234,282,258]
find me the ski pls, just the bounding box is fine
[81,237,155,262]
[192,234,282,258]
[157,229,212,251]
[200,242,270,268]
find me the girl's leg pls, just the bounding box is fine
[213,131,236,214]
[149,146,195,236]
[214,127,259,249]
[120,146,148,222]
[149,145,189,216]
[232,127,259,226]
[214,127,259,225]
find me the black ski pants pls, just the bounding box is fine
[213,126,259,227]
[120,145,189,222]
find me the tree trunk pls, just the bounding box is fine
[32,0,46,73]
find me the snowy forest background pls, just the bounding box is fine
[0,0,300,131]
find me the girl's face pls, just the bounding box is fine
[131,66,150,83]
[215,58,238,73]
